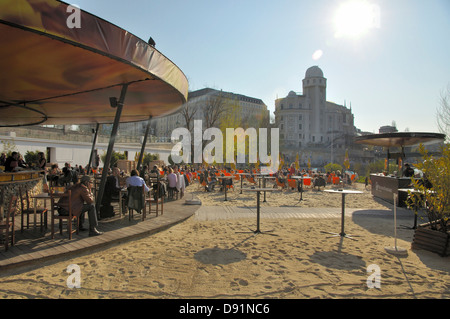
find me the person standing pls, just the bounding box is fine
[37,152,47,171]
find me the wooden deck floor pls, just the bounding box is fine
[0,198,200,272]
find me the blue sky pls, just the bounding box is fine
[73,0,449,134]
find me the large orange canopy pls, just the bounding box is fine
[0,0,188,126]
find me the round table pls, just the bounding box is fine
[291,175,311,201]
[241,188,277,235]
[322,189,363,240]
[236,173,251,194]
[256,175,276,202]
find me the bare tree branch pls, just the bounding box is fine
[437,84,450,142]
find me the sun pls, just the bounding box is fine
[333,0,378,39]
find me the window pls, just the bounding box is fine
[299,124,302,130]
[299,115,302,121]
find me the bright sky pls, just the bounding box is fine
[74,0,450,134]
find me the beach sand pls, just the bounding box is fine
[0,182,449,299]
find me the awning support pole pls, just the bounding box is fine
[96,84,128,213]
[87,123,100,174]
[137,115,153,171]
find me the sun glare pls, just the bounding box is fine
[334,0,378,39]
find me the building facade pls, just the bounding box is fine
[153,88,269,139]
[274,66,357,165]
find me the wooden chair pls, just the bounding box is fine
[19,186,48,233]
[146,175,164,217]
[0,196,17,251]
[50,190,79,240]
[127,185,146,221]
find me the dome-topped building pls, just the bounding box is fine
[274,66,356,165]
[305,65,324,78]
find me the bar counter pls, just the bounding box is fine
[0,170,44,184]
[370,174,413,207]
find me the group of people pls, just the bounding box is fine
[0,151,46,172]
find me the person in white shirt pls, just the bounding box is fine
[174,166,185,199]
[126,170,150,192]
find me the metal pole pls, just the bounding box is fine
[96,84,128,212]
[87,123,100,174]
[137,116,152,171]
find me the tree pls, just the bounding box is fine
[202,91,229,129]
[437,84,450,142]
[407,144,449,233]
[324,163,343,173]
[101,151,126,169]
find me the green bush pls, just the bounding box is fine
[407,144,449,232]
[324,163,343,173]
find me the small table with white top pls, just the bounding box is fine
[322,189,363,240]
[291,175,311,201]
[240,187,277,235]
[236,173,251,194]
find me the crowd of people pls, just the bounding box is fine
[2,150,429,239]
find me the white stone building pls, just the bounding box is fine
[274,66,357,164]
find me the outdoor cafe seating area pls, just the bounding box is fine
[0,163,359,253]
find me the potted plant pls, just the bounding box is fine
[407,144,450,256]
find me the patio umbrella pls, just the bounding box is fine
[0,0,188,127]
[0,0,189,212]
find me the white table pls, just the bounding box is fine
[322,189,363,240]
[291,175,311,201]
[236,173,251,194]
[256,175,276,202]
[240,188,277,235]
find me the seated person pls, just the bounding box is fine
[403,163,415,178]
[167,167,178,198]
[4,152,19,172]
[102,167,124,211]
[17,154,28,169]
[57,175,102,236]
[124,170,150,213]
[59,162,74,186]
[47,164,61,186]
[313,175,326,189]
[206,170,218,192]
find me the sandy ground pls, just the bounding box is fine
[192,180,387,209]
[0,182,449,299]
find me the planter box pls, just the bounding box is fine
[411,225,450,257]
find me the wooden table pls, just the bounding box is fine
[31,192,64,230]
[240,188,277,235]
[322,189,363,240]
